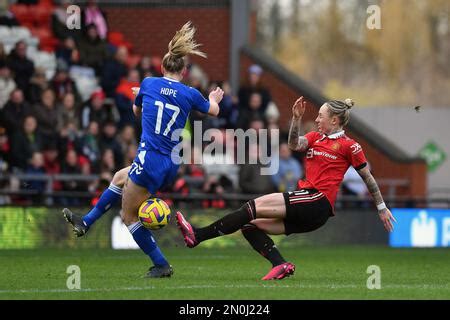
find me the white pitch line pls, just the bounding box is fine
[0,283,448,295]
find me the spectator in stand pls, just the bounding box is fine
[10,115,43,171]
[265,101,280,126]
[238,64,271,112]
[25,152,47,199]
[32,88,59,144]
[78,23,108,75]
[203,81,238,130]
[271,142,303,192]
[99,148,116,175]
[55,37,80,70]
[237,92,265,129]
[80,121,101,173]
[52,0,82,41]
[239,143,275,195]
[115,68,140,127]
[248,116,266,134]
[101,46,128,97]
[137,56,161,79]
[118,124,136,157]
[124,144,137,167]
[61,149,83,206]
[42,142,62,194]
[0,43,7,66]
[57,93,79,131]
[6,41,34,92]
[0,126,10,174]
[27,68,49,104]
[0,63,16,110]
[99,121,123,169]
[82,0,108,40]
[1,89,31,136]
[51,67,80,103]
[0,2,19,27]
[58,120,81,162]
[219,81,239,129]
[80,89,113,129]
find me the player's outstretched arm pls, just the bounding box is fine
[207,87,224,116]
[357,166,397,232]
[288,96,309,152]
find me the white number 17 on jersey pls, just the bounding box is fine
[154,101,180,136]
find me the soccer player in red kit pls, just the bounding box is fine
[176,96,396,280]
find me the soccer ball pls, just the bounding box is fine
[138,198,171,230]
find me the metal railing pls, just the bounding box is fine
[0,173,447,208]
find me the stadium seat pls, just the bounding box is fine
[10,4,34,27]
[30,27,58,52]
[34,5,53,27]
[10,26,32,40]
[0,26,10,38]
[108,31,125,47]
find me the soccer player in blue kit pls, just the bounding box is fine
[63,22,224,278]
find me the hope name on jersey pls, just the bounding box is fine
[297,130,367,210]
[134,76,210,155]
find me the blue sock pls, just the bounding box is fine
[82,184,122,227]
[128,221,169,267]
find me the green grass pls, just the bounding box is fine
[1,246,449,299]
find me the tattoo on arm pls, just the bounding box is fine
[358,167,384,206]
[288,118,309,151]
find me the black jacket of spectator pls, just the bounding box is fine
[101,59,128,97]
[10,130,43,170]
[239,163,276,195]
[0,99,31,134]
[77,32,108,75]
[32,103,59,143]
[6,48,34,92]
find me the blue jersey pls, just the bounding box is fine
[134,76,210,155]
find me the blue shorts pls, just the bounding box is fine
[128,149,179,195]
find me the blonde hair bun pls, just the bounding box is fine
[344,98,354,109]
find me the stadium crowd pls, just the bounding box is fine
[0,1,364,207]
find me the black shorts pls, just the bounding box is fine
[283,188,333,235]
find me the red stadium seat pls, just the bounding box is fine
[34,5,53,27]
[30,27,58,52]
[10,4,34,26]
[108,31,125,47]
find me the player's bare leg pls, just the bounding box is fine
[122,178,173,278]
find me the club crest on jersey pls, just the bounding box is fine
[331,143,341,151]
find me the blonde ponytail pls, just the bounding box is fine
[163,21,206,73]
[326,98,355,126]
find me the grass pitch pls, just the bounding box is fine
[0,246,449,300]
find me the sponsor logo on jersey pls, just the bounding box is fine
[350,143,362,154]
[306,148,338,160]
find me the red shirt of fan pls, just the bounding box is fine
[297,130,367,211]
